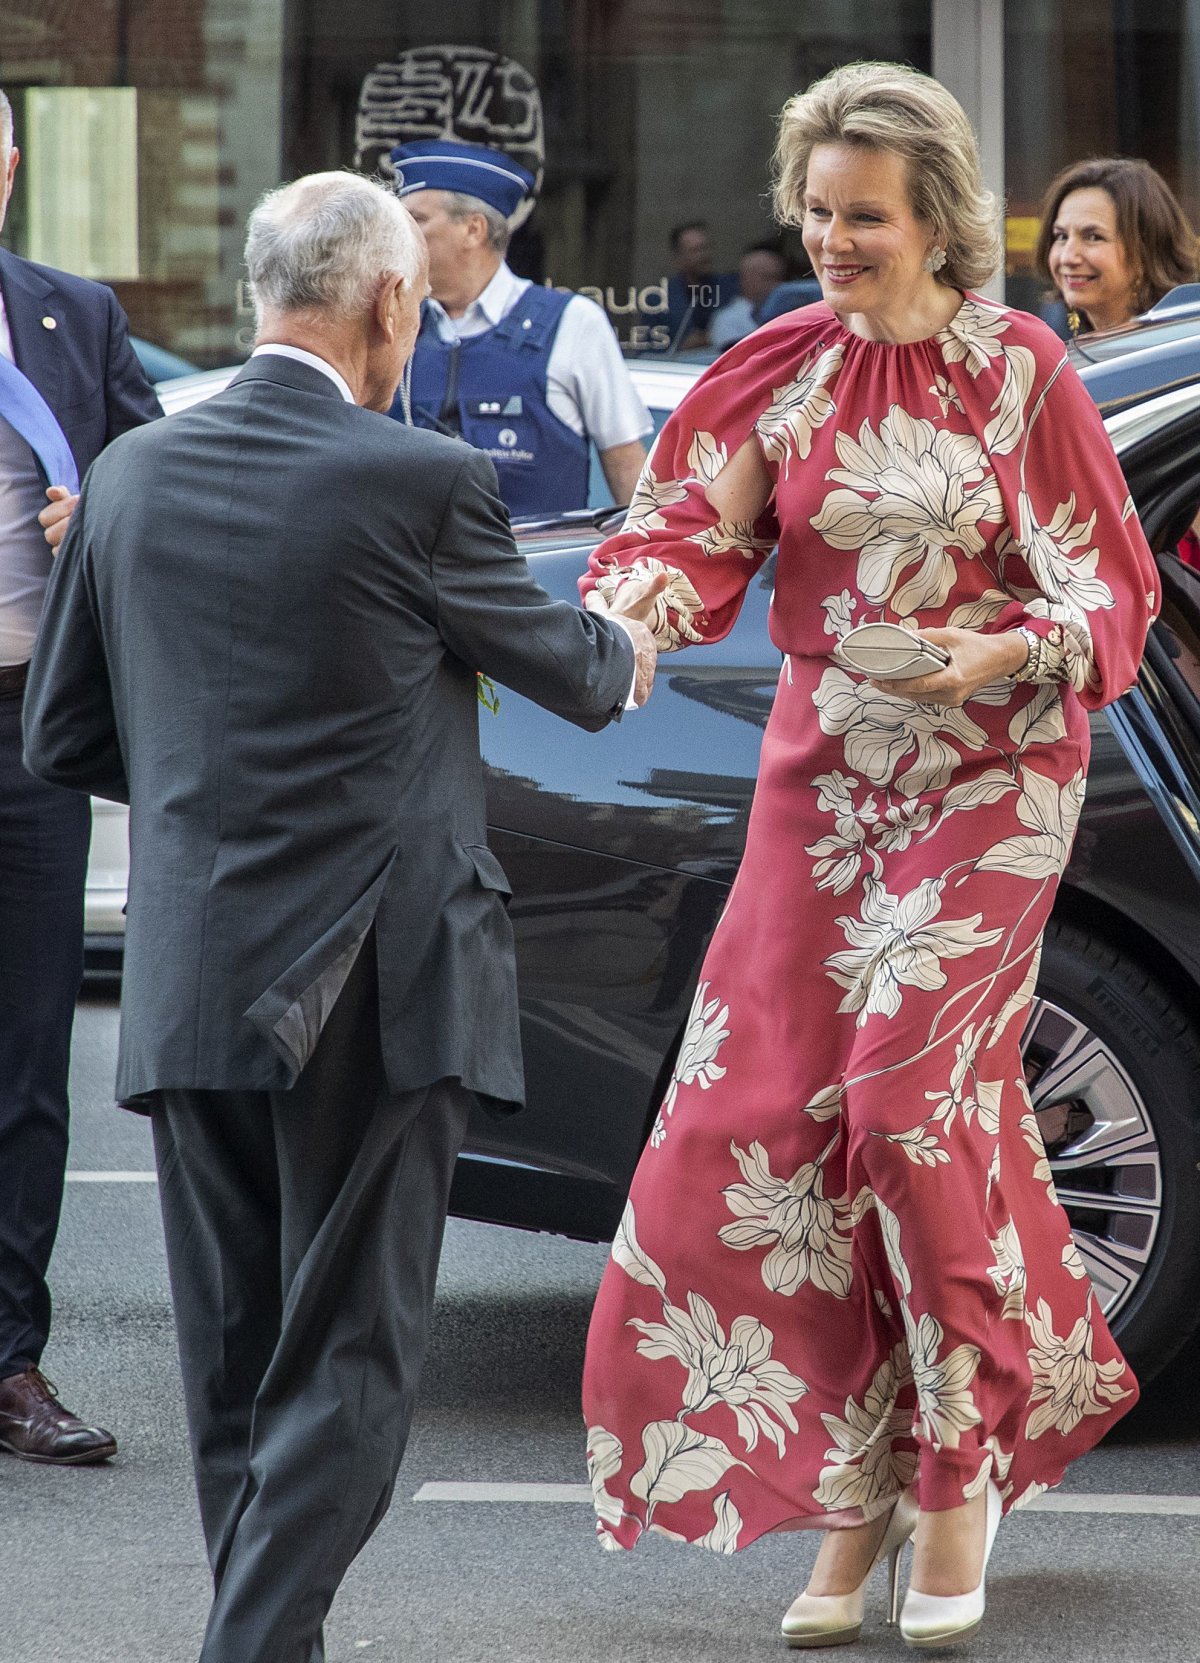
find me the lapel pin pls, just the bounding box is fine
[41,315,57,330]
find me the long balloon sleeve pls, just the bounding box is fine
[985,326,1159,709]
[579,314,843,648]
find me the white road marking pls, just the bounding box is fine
[415,1482,593,1503]
[1026,1492,1200,1516]
[411,1482,1200,1516]
[64,1170,157,1183]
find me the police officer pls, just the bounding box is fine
[388,140,651,517]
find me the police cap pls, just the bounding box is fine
[390,140,534,218]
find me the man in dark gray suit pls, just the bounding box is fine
[23,170,660,1663]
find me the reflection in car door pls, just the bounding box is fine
[473,548,781,1196]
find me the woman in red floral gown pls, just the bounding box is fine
[580,64,1159,1651]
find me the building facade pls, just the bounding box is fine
[1,1,1197,365]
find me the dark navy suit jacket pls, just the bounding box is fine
[0,245,161,476]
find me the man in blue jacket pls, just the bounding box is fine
[387,139,651,517]
[0,88,160,1465]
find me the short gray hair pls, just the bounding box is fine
[0,91,13,153]
[442,190,511,254]
[245,170,424,324]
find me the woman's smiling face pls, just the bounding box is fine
[802,143,937,321]
[1048,186,1139,329]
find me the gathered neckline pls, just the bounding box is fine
[817,289,986,350]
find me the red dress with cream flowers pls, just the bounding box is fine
[580,297,1159,1553]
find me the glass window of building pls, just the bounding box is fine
[2,1,1197,370]
[1004,0,1200,316]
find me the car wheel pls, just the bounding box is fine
[1026,919,1200,1382]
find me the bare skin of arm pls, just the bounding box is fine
[590,435,774,633]
[599,439,650,506]
[704,433,773,524]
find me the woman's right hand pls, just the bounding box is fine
[584,566,670,627]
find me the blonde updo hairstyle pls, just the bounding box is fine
[773,61,1002,293]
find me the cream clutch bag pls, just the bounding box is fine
[836,622,951,679]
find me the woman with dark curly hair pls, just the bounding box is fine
[1036,156,1198,334]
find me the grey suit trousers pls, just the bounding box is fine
[150,938,472,1663]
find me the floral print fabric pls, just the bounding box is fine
[580,297,1158,1553]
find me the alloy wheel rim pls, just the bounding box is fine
[1021,996,1162,1325]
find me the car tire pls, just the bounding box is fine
[1032,918,1200,1382]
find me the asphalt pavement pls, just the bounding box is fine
[5,991,1199,1663]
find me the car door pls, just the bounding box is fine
[470,528,781,1205]
[1109,387,1200,888]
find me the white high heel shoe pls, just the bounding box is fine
[781,1491,920,1649]
[899,1480,1003,1650]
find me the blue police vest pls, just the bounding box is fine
[397,284,591,518]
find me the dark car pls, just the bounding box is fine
[130,336,198,383]
[452,290,1200,1386]
[94,298,1200,1383]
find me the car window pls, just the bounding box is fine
[1107,383,1200,455]
[1077,315,1200,364]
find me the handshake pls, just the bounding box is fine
[583,567,671,709]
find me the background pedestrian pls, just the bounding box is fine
[651,219,736,352]
[388,139,651,514]
[1036,156,1198,335]
[710,244,787,348]
[0,86,159,1468]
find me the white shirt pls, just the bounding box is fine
[250,342,355,401]
[0,289,55,666]
[426,263,652,448]
[709,296,757,349]
[0,290,14,363]
[249,341,643,709]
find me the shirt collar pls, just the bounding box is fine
[250,343,355,403]
[426,261,522,332]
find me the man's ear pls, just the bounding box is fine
[0,146,20,229]
[375,272,406,341]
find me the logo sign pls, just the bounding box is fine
[355,45,544,230]
[497,428,519,448]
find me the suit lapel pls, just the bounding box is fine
[0,248,62,409]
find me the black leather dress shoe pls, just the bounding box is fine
[0,1369,117,1464]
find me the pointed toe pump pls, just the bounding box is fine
[899,1480,1003,1650]
[781,1491,920,1649]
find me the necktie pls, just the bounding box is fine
[0,350,79,493]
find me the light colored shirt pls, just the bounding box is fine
[251,342,643,709]
[426,263,652,449]
[0,290,55,666]
[710,296,758,349]
[250,342,355,402]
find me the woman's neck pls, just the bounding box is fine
[842,281,965,345]
[1081,297,1136,333]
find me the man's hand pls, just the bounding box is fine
[585,567,670,630]
[39,485,79,553]
[603,614,659,708]
[869,627,1030,707]
[585,568,669,707]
